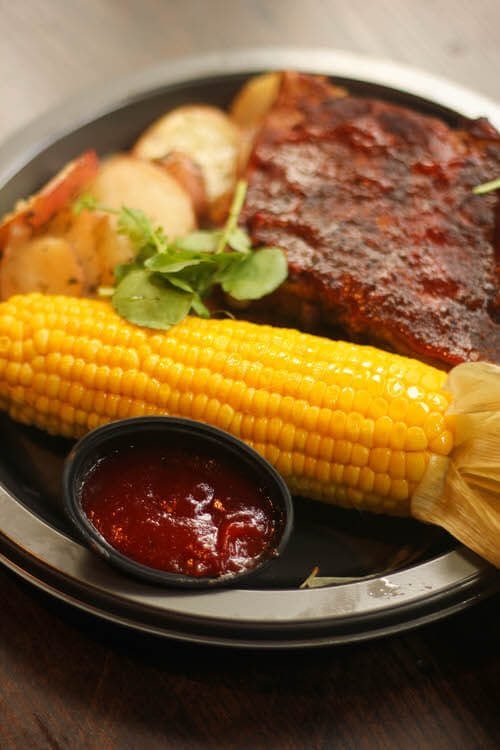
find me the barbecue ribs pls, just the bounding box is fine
[242,72,500,368]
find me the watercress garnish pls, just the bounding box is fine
[472,177,500,195]
[73,181,287,330]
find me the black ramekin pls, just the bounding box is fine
[62,416,293,589]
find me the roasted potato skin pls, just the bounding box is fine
[156,151,208,219]
[0,150,99,251]
[133,104,240,211]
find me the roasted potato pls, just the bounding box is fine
[0,235,85,300]
[229,72,282,130]
[229,72,282,171]
[0,150,99,251]
[90,155,196,239]
[133,105,240,209]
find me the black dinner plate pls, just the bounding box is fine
[0,49,498,648]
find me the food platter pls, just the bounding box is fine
[0,48,499,648]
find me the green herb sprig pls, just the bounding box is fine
[472,177,500,195]
[74,181,287,330]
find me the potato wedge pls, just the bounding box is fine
[133,105,240,207]
[0,235,85,300]
[90,155,196,239]
[229,72,282,130]
[229,73,282,173]
[0,150,99,251]
[229,71,282,174]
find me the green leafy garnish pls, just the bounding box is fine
[221,247,288,301]
[112,269,194,329]
[472,177,500,195]
[73,194,102,213]
[74,181,287,330]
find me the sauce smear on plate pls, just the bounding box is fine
[81,439,280,577]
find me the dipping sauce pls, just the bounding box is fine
[80,437,282,578]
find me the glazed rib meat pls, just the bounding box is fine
[242,72,500,368]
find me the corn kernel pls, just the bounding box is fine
[390,479,409,502]
[388,397,408,421]
[338,386,355,412]
[423,412,445,441]
[359,418,375,447]
[205,398,222,424]
[217,403,234,431]
[302,405,320,432]
[406,452,428,482]
[359,466,375,492]
[316,459,331,483]
[190,392,207,420]
[429,429,454,456]
[347,488,364,505]
[405,426,428,451]
[305,432,321,458]
[407,400,430,426]
[228,412,243,437]
[389,421,407,450]
[352,388,372,415]
[345,411,363,442]
[315,407,332,435]
[373,415,393,447]
[252,390,270,417]
[373,473,391,497]
[389,451,406,479]
[331,463,344,484]
[178,391,194,415]
[276,451,293,476]
[369,446,391,473]
[344,465,360,488]
[291,452,305,476]
[18,363,33,387]
[333,440,352,464]
[351,444,370,467]
[367,396,388,419]
[330,410,346,439]
[385,377,405,398]
[293,428,308,452]
[303,456,319,479]
[68,383,85,408]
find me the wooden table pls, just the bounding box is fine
[1,2,499,748]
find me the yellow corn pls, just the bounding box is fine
[0,293,456,517]
[2,293,500,567]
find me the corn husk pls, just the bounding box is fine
[412,362,500,567]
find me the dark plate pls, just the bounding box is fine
[0,49,499,648]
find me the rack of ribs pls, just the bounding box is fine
[242,72,500,369]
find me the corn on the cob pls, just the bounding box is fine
[0,293,498,566]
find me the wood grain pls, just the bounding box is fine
[0,2,499,748]
[1,569,499,750]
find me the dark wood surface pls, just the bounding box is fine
[1,568,499,749]
[1,2,500,748]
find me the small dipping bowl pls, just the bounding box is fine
[63,417,293,589]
